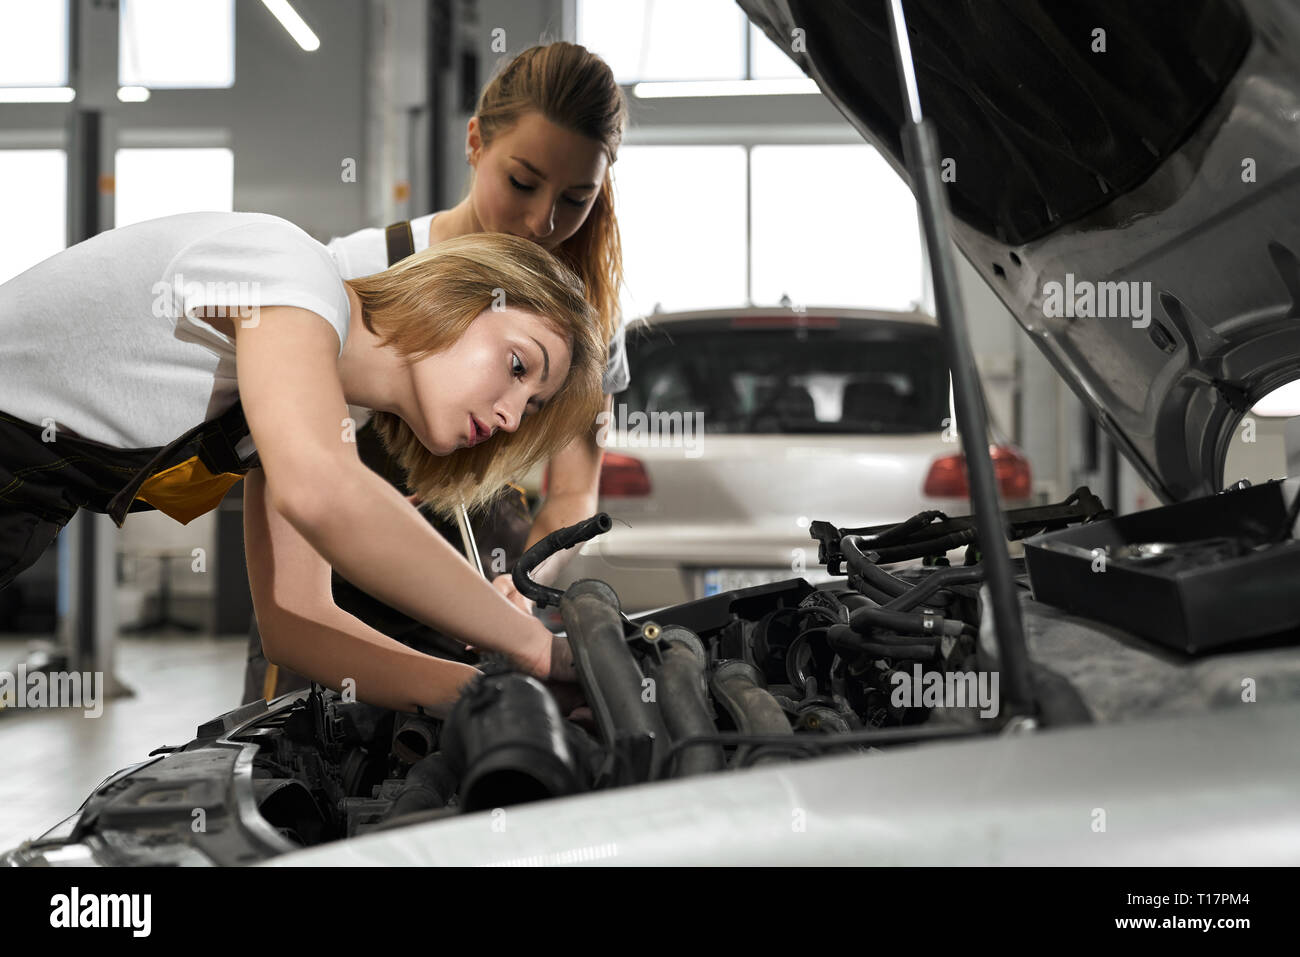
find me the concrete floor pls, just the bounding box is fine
[0,631,247,852]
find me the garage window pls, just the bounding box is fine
[0,0,69,87]
[613,145,748,317]
[750,145,923,311]
[0,149,67,284]
[114,147,234,228]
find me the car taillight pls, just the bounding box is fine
[923,446,1032,500]
[546,455,652,498]
[598,452,652,498]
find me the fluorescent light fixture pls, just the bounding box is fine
[261,0,320,52]
[0,86,75,103]
[633,78,819,98]
[119,0,235,88]
[117,86,151,102]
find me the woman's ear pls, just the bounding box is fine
[466,116,482,166]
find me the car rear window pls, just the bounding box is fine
[621,319,949,435]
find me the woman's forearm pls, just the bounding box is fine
[284,461,549,672]
[259,602,479,717]
[522,410,606,587]
[522,490,599,587]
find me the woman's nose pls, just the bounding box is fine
[494,395,526,433]
[528,202,555,240]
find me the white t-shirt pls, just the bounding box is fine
[0,211,351,453]
[327,213,631,395]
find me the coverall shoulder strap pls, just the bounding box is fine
[384,221,415,268]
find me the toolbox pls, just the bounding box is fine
[1022,478,1300,654]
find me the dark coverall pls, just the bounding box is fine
[1,400,261,591]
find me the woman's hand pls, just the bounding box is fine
[490,572,533,615]
[504,617,576,683]
[548,632,576,683]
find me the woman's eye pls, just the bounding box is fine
[509,175,536,192]
[511,353,527,378]
[564,194,588,208]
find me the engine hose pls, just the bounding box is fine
[846,574,897,605]
[827,624,938,660]
[840,535,910,596]
[709,660,792,766]
[442,671,580,812]
[392,713,438,764]
[883,565,986,612]
[513,512,613,608]
[870,529,977,564]
[861,509,950,547]
[847,605,965,637]
[382,752,458,820]
[645,625,724,777]
[559,579,670,783]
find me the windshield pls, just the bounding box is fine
[621,319,949,435]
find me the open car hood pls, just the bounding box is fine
[739,0,1300,502]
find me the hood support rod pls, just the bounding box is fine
[885,0,1035,719]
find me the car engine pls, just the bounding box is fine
[226,499,1108,850]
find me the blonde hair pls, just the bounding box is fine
[475,41,628,348]
[346,233,605,519]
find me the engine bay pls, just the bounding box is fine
[16,483,1300,866]
[224,492,1116,848]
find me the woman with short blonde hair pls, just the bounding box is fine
[0,212,598,715]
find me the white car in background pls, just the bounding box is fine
[549,306,1033,613]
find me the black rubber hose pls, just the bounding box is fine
[441,671,580,812]
[559,580,670,783]
[827,625,938,661]
[883,565,985,611]
[861,509,950,548]
[391,713,438,764]
[645,626,723,777]
[846,605,965,637]
[846,574,897,605]
[513,512,613,609]
[840,535,909,597]
[382,752,458,820]
[869,529,978,564]
[658,723,985,777]
[710,660,792,766]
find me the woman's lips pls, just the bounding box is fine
[468,415,488,447]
